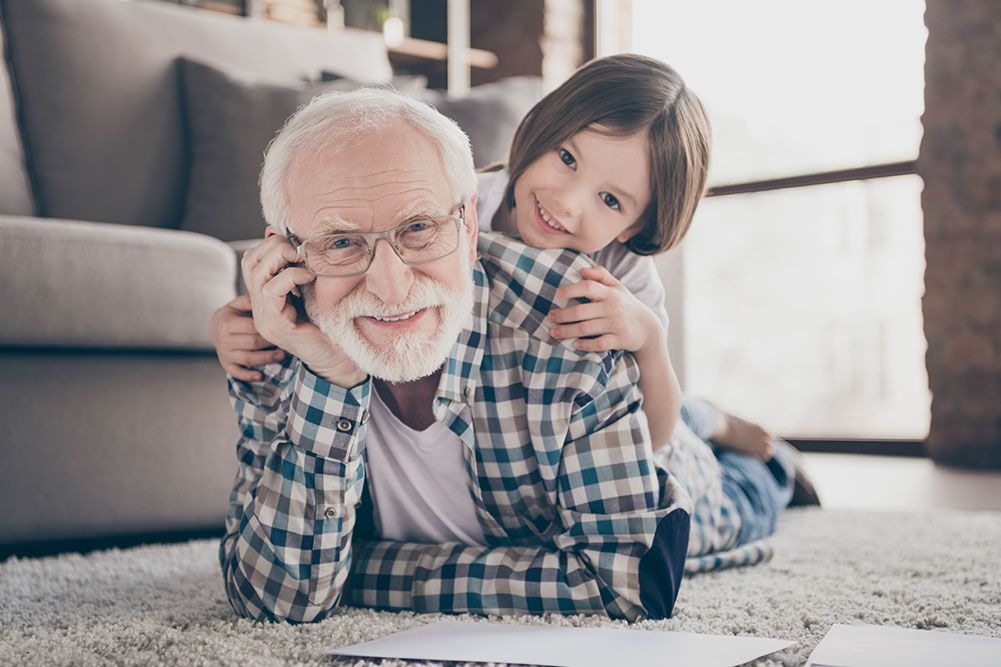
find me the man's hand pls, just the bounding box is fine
[548,265,664,353]
[241,236,367,388]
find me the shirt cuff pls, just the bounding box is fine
[228,356,296,409]
[287,363,371,462]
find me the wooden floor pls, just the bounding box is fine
[802,452,1001,512]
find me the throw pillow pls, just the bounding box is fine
[178,57,542,241]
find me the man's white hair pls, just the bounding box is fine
[259,88,477,235]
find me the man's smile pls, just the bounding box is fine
[358,307,431,328]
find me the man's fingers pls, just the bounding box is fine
[548,301,605,324]
[240,235,284,273]
[262,266,316,300]
[253,242,302,286]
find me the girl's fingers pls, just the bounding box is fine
[227,333,277,351]
[224,363,263,383]
[225,313,264,336]
[548,301,606,324]
[551,317,613,340]
[231,349,285,367]
[579,265,619,287]
[574,334,618,352]
[230,294,253,312]
[556,279,609,302]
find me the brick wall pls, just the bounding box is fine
[920,0,1001,467]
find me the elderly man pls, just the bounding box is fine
[219,89,782,624]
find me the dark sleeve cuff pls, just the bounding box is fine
[638,507,691,619]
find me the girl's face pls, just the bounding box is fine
[511,126,652,254]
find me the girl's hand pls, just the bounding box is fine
[548,266,663,353]
[210,294,286,382]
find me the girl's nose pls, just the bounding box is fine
[553,180,588,220]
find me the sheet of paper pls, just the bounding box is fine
[327,620,795,667]
[807,623,1001,667]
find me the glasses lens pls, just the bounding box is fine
[395,217,458,264]
[304,235,370,276]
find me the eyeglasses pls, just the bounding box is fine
[286,205,466,277]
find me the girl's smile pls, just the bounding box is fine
[509,127,653,254]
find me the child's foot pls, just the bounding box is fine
[714,410,774,461]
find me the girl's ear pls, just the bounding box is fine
[616,219,645,243]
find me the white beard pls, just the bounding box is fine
[305,252,474,383]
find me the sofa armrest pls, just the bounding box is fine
[0,216,236,350]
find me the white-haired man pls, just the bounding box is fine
[219,89,773,624]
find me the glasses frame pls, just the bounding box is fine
[286,204,466,278]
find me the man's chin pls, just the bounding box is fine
[319,318,452,384]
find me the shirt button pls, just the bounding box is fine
[336,418,352,432]
[464,386,475,400]
[323,507,337,519]
[361,411,370,425]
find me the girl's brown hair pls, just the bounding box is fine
[504,53,712,255]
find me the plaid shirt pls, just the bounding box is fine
[219,233,763,624]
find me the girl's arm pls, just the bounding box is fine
[633,326,682,451]
[549,265,682,451]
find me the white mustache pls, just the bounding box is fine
[334,277,450,323]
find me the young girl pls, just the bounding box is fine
[212,53,778,462]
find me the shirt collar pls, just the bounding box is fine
[434,258,490,406]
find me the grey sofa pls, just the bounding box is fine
[0,0,540,549]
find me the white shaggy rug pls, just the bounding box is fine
[2,509,1000,666]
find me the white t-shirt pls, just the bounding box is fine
[365,384,487,546]
[476,170,670,331]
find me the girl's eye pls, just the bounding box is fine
[601,192,621,211]
[557,147,577,169]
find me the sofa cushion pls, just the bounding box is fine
[178,56,542,240]
[417,77,544,169]
[0,0,390,230]
[0,215,236,350]
[177,58,345,242]
[0,7,34,216]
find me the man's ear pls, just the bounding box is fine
[465,193,479,261]
[264,225,279,239]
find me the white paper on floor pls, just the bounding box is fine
[807,623,1001,667]
[326,620,795,667]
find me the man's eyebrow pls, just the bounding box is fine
[395,201,449,221]
[313,217,359,234]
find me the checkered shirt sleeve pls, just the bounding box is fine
[218,356,371,623]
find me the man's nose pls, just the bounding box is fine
[364,239,415,306]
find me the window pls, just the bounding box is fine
[629,0,930,440]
